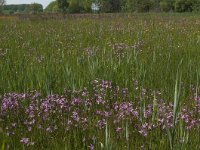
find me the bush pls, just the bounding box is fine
[68,1,85,13]
[121,0,135,12]
[29,3,43,14]
[100,1,112,13]
[160,0,174,12]
[45,1,58,13]
[192,0,200,12]
[136,0,153,12]
[175,0,193,12]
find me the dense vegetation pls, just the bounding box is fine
[46,0,200,13]
[1,3,43,14]
[1,0,200,14]
[0,14,200,149]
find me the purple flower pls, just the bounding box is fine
[97,119,106,129]
[28,127,32,132]
[101,80,112,89]
[71,111,80,122]
[20,138,29,145]
[116,127,123,133]
[96,96,106,105]
[71,98,82,106]
[139,129,148,137]
[20,138,34,146]
[88,144,94,150]
[46,127,53,132]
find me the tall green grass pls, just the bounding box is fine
[0,15,200,97]
[0,14,200,149]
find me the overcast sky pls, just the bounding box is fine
[6,0,53,8]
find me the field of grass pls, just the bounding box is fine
[0,14,200,149]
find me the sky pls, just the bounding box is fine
[6,0,54,8]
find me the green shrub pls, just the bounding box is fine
[175,0,193,12]
[192,0,200,12]
[68,1,85,13]
[136,0,153,12]
[45,1,59,13]
[160,0,174,12]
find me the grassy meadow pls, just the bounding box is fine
[0,14,200,149]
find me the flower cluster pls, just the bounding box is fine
[0,80,199,147]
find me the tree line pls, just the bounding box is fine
[0,2,43,14]
[1,0,200,14]
[46,0,200,13]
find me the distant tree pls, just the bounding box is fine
[3,4,30,14]
[109,0,122,12]
[44,0,95,13]
[99,0,123,13]
[16,4,29,12]
[24,5,31,13]
[52,4,59,12]
[122,0,136,12]
[68,0,85,13]
[122,0,153,12]
[57,0,69,13]
[29,3,43,14]
[175,0,195,12]
[192,0,200,12]
[136,0,153,12]
[159,0,174,12]
[45,1,59,13]
[0,0,6,14]
[0,0,5,6]
[151,0,162,11]
[100,0,112,12]
[83,0,93,12]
